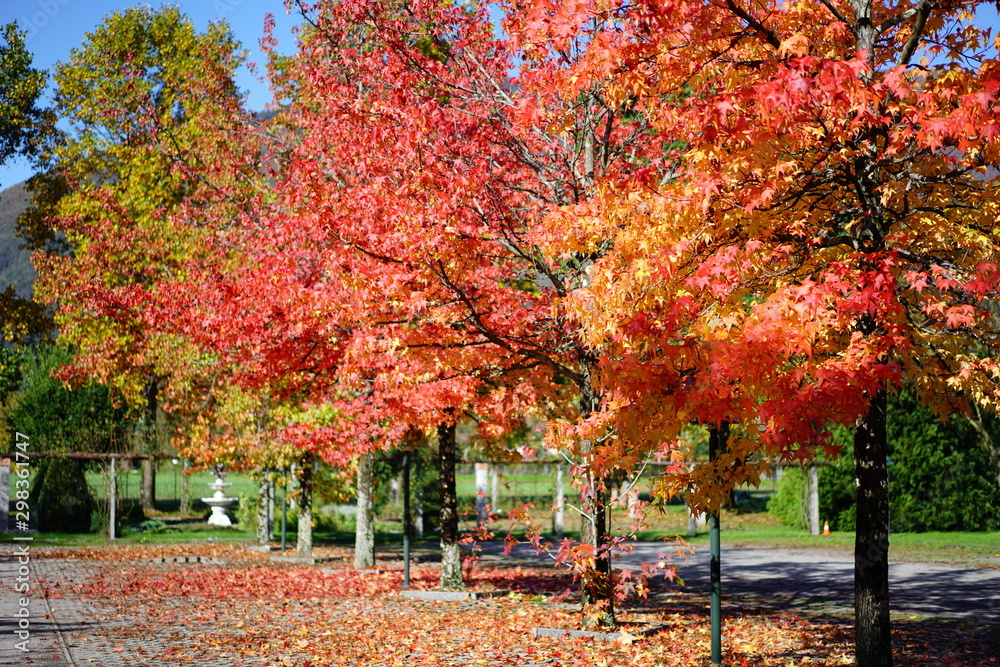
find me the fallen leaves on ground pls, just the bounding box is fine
[38,542,279,562]
[34,545,999,666]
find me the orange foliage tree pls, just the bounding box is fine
[518,1,1000,663]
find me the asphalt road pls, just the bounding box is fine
[480,540,1000,621]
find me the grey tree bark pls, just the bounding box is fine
[296,461,313,557]
[257,471,273,547]
[354,451,376,568]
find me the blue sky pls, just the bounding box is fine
[3,1,1000,189]
[0,1,301,189]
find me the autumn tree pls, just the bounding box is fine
[22,7,252,511]
[520,1,1000,664]
[254,0,675,615]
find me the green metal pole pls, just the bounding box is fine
[280,469,288,554]
[402,450,411,589]
[708,424,727,666]
[710,509,722,665]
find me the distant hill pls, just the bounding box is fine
[0,181,35,298]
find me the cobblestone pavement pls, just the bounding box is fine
[2,545,563,667]
[1,545,271,667]
[1,544,69,666]
[5,551,296,667]
[2,544,128,667]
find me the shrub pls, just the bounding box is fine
[34,458,96,533]
[767,466,810,530]
[136,519,167,533]
[769,389,1000,532]
[887,391,1000,532]
[236,490,257,532]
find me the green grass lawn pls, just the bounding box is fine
[11,465,998,568]
[82,466,259,505]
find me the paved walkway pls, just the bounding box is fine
[1,545,269,666]
[0,543,70,666]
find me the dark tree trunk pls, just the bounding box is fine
[855,387,893,667]
[438,421,464,590]
[579,478,613,628]
[577,367,615,628]
[140,378,159,513]
[140,459,156,513]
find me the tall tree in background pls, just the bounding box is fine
[0,21,44,173]
[20,7,250,510]
[525,1,1000,664]
[0,21,52,343]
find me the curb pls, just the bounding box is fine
[532,624,666,642]
[399,589,510,601]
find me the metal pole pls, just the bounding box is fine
[708,424,727,667]
[809,464,820,536]
[710,511,721,664]
[109,457,117,540]
[280,469,288,554]
[402,450,411,589]
[554,463,564,538]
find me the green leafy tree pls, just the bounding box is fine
[887,391,1000,532]
[11,344,132,534]
[771,390,1000,532]
[0,21,45,171]
[0,22,53,343]
[8,345,132,454]
[32,457,96,533]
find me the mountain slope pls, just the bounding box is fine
[0,180,35,298]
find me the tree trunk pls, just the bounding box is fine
[140,459,156,513]
[179,459,191,515]
[296,460,313,557]
[577,369,615,629]
[579,477,613,628]
[414,457,425,540]
[257,471,273,547]
[354,451,376,568]
[855,387,893,667]
[438,421,464,590]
